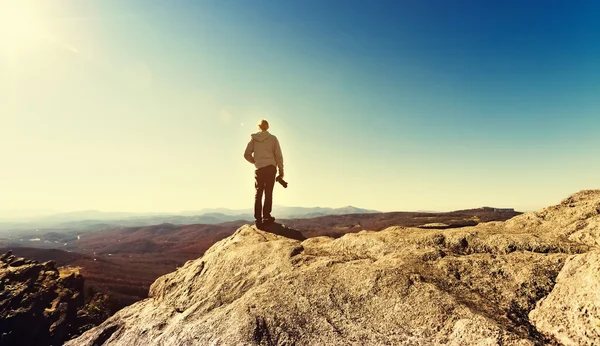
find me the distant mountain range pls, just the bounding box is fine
[0,206,522,313]
[0,206,379,233]
[183,205,379,218]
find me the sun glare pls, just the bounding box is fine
[0,1,48,54]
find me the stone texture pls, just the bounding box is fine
[0,253,116,345]
[0,254,84,346]
[529,250,600,345]
[67,190,600,346]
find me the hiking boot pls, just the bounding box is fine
[262,216,275,225]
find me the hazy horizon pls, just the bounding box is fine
[0,201,540,220]
[0,205,376,219]
[2,1,598,215]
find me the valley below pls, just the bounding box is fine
[64,190,600,346]
[0,207,519,310]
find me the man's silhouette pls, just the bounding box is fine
[244,119,284,228]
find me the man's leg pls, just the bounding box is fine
[262,165,277,223]
[254,168,265,224]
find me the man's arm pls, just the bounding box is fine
[244,139,255,164]
[274,137,284,177]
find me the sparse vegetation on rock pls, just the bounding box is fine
[0,252,117,346]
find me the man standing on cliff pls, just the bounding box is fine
[244,119,284,228]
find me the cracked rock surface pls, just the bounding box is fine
[0,254,84,346]
[67,190,600,345]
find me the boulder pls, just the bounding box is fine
[529,250,600,345]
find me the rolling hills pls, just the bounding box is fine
[1,207,520,310]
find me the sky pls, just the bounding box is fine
[1,0,599,215]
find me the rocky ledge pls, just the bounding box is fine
[0,252,115,346]
[0,252,84,346]
[67,190,600,345]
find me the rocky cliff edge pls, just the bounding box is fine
[67,190,600,345]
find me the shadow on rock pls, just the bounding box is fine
[256,222,306,241]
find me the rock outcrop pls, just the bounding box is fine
[0,253,84,346]
[529,250,600,345]
[67,190,600,345]
[0,252,115,346]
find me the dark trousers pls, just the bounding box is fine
[254,165,277,222]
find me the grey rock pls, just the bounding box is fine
[8,257,25,267]
[0,254,89,346]
[529,250,600,345]
[67,190,600,346]
[0,251,12,262]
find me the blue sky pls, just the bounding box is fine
[1,0,598,214]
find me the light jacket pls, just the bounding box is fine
[244,131,284,175]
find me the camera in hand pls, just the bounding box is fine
[276,176,288,188]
